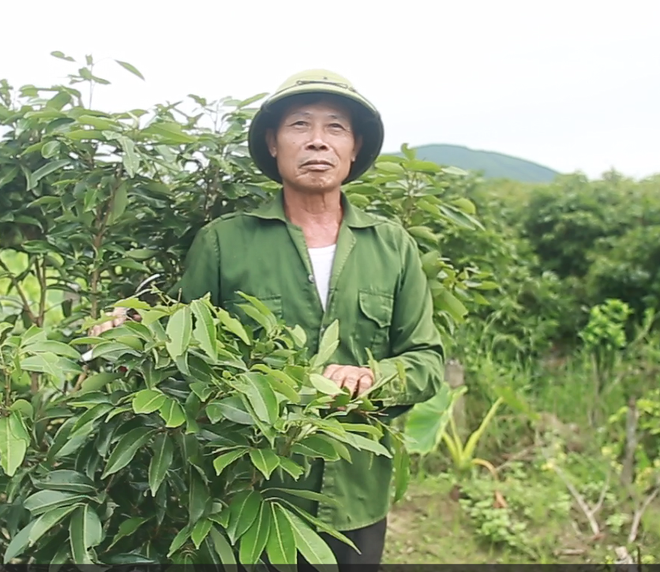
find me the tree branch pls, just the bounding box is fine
[36,257,47,327]
[628,486,659,544]
[0,257,38,325]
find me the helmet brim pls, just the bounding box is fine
[248,83,384,185]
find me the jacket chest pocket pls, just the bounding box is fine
[357,291,393,359]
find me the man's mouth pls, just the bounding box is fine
[302,159,334,168]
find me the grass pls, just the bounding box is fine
[383,467,660,565]
[384,346,660,566]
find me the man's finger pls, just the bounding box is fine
[323,364,341,379]
[342,373,359,396]
[356,374,373,396]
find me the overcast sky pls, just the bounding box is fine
[2,0,659,179]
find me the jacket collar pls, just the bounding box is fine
[246,188,379,229]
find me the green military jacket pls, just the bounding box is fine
[171,189,444,531]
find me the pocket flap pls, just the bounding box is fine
[358,291,393,328]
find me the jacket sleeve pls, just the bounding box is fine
[167,225,221,306]
[372,232,445,413]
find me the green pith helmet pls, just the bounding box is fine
[248,69,384,184]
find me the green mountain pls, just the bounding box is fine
[394,144,560,183]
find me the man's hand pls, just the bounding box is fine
[322,364,374,397]
[89,307,130,337]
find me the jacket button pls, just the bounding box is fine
[308,274,315,283]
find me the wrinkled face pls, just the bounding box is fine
[266,98,362,193]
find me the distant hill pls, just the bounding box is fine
[393,144,560,183]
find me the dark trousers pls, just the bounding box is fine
[298,517,388,572]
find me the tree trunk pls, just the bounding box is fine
[621,396,638,488]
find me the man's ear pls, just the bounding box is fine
[352,134,363,162]
[265,129,277,158]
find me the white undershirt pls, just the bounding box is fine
[308,244,336,310]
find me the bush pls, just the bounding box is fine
[0,53,487,566]
[0,292,409,566]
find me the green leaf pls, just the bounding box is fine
[249,448,280,479]
[20,353,81,381]
[207,396,254,425]
[167,524,192,557]
[77,371,121,394]
[24,340,80,360]
[28,504,79,547]
[28,159,69,190]
[407,159,442,173]
[451,197,477,215]
[266,503,297,566]
[108,182,128,224]
[69,505,102,564]
[190,382,214,402]
[314,319,339,366]
[240,372,279,425]
[116,60,146,80]
[277,500,358,552]
[209,527,236,566]
[290,324,307,347]
[40,140,60,158]
[282,509,337,570]
[132,388,166,414]
[166,306,192,359]
[0,413,28,476]
[101,427,157,478]
[213,448,248,475]
[49,542,69,570]
[291,435,339,461]
[404,384,455,454]
[309,373,340,396]
[392,434,410,503]
[435,288,469,322]
[238,501,272,565]
[3,521,35,563]
[69,402,114,437]
[51,50,75,62]
[439,204,483,230]
[149,434,174,495]
[90,341,140,359]
[407,225,438,245]
[191,518,213,550]
[189,468,210,523]
[278,457,304,480]
[108,517,150,549]
[144,121,196,144]
[34,470,96,495]
[226,490,262,543]
[191,299,217,361]
[260,372,301,403]
[24,490,88,515]
[159,397,186,428]
[265,488,341,509]
[463,397,504,461]
[346,433,392,458]
[119,135,140,177]
[76,114,115,130]
[217,307,251,345]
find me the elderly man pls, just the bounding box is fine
[98,70,444,567]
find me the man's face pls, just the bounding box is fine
[266,98,362,193]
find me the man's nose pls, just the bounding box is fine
[304,126,330,150]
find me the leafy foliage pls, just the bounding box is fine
[0,52,490,566]
[0,292,407,566]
